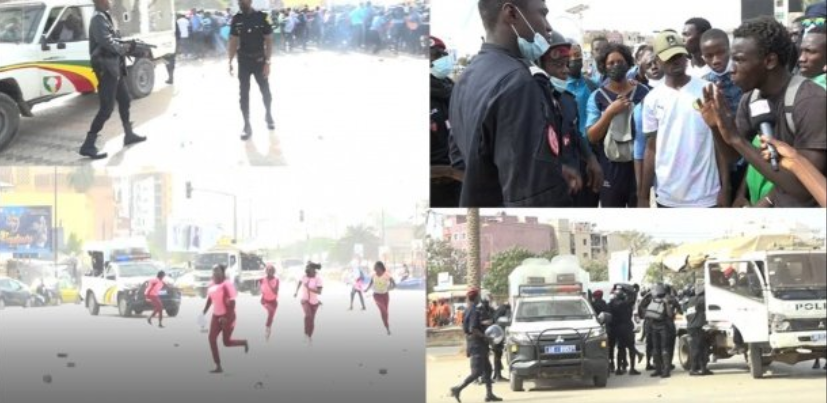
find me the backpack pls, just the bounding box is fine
[645,297,668,321]
[597,86,637,163]
[747,74,806,135]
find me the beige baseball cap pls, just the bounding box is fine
[653,31,689,62]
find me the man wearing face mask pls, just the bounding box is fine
[449,0,582,207]
[539,32,603,207]
[430,36,462,207]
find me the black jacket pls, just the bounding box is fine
[686,294,706,329]
[430,76,454,166]
[89,9,129,77]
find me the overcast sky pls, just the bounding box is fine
[433,0,743,56]
[430,208,827,244]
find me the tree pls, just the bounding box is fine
[68,166,96,193]
[483,248,538,297]
[426,239,466,293]
[64,233,82,255]
[616,231,652,254]
[651,241,677,255]
[583,259,609,282]
[330,225,381,264]
[467,208,481,289]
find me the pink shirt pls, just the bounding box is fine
[145,278,164,297]
[208,280,236,316]
[260,276,279,302]
[299,275,323,305]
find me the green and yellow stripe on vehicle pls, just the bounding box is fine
[103,285,119,305]
[0,60,98,92]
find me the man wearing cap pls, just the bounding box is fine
[639,31,726,208]
[430,36,463,207]
[449,0,580,207]
[538,32,603,207]
[451,288,502,402]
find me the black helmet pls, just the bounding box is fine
[653,283,667,298]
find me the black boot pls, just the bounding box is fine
[266,114,275,130]
[241,122,252,140]
[661,356,672,378]
[449,386,462,403]
[123,122,146,147]
[79,132,107,159]
[484,383,502,402]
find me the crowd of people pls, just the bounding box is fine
[430,1,827,208]
[171,2,429,59]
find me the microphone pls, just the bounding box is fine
[749,98,779,172]
[759,121,780,172]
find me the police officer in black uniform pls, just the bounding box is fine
[430,35,462,207]
[687,284,713,376]
[646,283,675,378]
[491,299,511,382]
[228,0,274,140]
[451,289,502,402]
[665,284,681,372]
[80,0,146,159]
[637,287,655,370]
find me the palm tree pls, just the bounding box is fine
[617,231,653,255]
[467,208,481,289]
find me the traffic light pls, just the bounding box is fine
[186,181,192,198]
[299,210,304,223]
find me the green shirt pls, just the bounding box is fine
[745,135,775,205]
[813,74,826,89]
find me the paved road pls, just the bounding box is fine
[426,345,827,403]
[0,51,426,169]
[0,281,425,403]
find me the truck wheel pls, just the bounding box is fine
[24,297,32,308]
[127,58,155,99]
[593,372,608,387]
[199,288,207,298]
[118,296,132,317]
[0,93,21,151]
[250,286,260,296]
[87,293,100,316]
[678,334,691,370]
[761,357,773,367]
[749,344,764,379]
[166,305,179,317]
[509,374,523,392]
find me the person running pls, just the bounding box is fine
[364,261,396,335]
[585,42,649,207]
[202,264,249,374]
[294,262,323,345]
[349,263,366,311]
[145,270,166,328]
[260,264,279,341]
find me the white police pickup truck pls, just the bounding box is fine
[81,257,181,318]
[0,0,175,149]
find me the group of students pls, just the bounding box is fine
[141,260,396,373]
[430,0,827,208]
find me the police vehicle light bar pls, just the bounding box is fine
[113,252,151,262]
[518,283,583,296]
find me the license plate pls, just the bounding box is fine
[545,345,576,354]
[158,290,167,296]
[812,332,826,342]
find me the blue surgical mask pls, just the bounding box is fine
[507,4,550,62]
[430,55,454,79]
[550,76,568,93]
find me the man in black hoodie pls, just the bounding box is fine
[430,36,462,207]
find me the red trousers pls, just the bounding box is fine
[373,293,390,329]
[261,299,278,327]
[301,301,319,337]
[146,295,163,319]
[209,313,246,365]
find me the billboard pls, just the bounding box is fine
[608,250,632,285]
[167,220,223,253]
[0,206,53,254]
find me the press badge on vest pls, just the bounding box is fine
[547,125,559,156]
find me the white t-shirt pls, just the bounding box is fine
[642,76,720,207]
[686,59,711,79]
[177,17,190,38]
